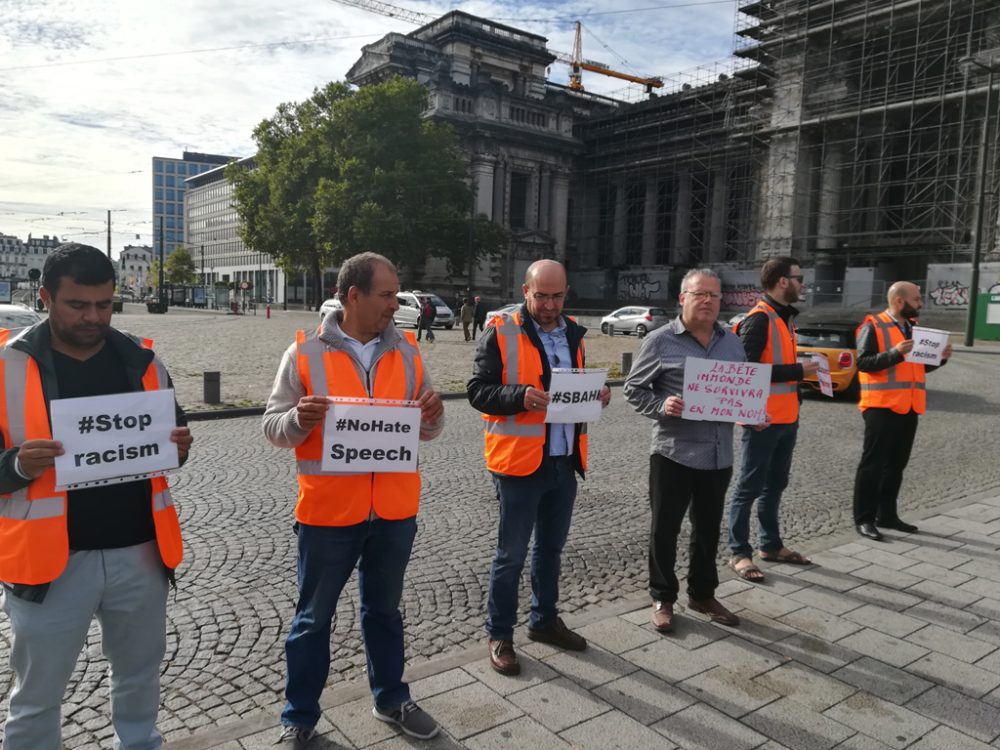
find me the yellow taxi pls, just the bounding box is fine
[795,321,860,400]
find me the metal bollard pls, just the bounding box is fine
[204,371,221,404]
[621,352,633,376]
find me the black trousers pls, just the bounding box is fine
[853,407,919,525]
[473,320,485,338]
[648,454,733,603]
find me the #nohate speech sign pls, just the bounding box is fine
[682,358,771,424]
[321,399,422,473]
[51,389,179,489]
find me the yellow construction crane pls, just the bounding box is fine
[326,0,663,92]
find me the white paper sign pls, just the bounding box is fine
[51,389,179,489]
[321,399,421,473]
[798,353,834,398]
[906,326,949,366]
[682,358,771,423]
[545,368,607,424]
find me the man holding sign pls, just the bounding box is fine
[468,259,610,677]
[263,252,444,745]
[0,244,192,750]
[852,281,951,540]
[624,269,745,632]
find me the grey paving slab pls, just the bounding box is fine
[848,564,924,590]
[366,732,466,750]
[906,725,994,750]
[417,683,523,741]
[723,588,806,619]
[651,703,768,750]
[795,567,867,593]
[900,562,973,587]
[945,503,1000,523]
[906,686,1000,744]
[679,665,781,718]
[823,692,937,750]
[956,576,1000,600]
[619,639,716,683]
[846,583,924,612]
[542,645,638,690]
[788,585,867,616]
[410,669,478,702]
[768,633,862,674]
[778,606,865,642]
[831,734,895,750]
[561,709,676,750]
[968,621,1000,648]
[743,696,855,750]
[900,545,973,570]
[325,697,399,748]
[804,551,870,574]
[830,656,933,704]
[853,548,921,572]
[836,628,930,668]
[463,716,570,750]
[460,653,558,697]
[592,670,697,726]
[745,573,810,597]
[752,662,856,712]
[697,635,790,678]
[871,538,919,555]
[904,624,996,664]
[953,559,1000,584]
[841,604,927,639]
[723,609,800,649]
[903,599,989,634]
[968,596,1000,622]
[906,651,1000,699]
[506,677,611,733]
[575,614,660,655]
[906,579,983,609]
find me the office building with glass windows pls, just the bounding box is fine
[151,151,235,258]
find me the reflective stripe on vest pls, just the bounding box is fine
[857,312,927,414]
[746,301,799,424]
[292,328,424,526]
[0,336,183,584]
[482,312,588,476]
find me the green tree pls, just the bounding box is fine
[227,76,507,307]
[164,247,196,285]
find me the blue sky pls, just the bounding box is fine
[0,0,739,257]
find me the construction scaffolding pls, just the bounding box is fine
[567,0,1000,296]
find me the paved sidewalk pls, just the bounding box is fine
[170,491,1000,750]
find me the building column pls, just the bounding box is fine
[612,181,627,266]
[471,157,495,219]
[672,171,692,265]
[550,171,570,264]
[816,143,843,250]
[538,167,551,233]
[708,168,729,263]
[492,158,506,224]
[641,177,658,266]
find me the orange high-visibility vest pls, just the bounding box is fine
[738,299,799,424]
[857,311,926,415]
[0,334,183,585]
[293,328,425,526]
[482,312,588,476]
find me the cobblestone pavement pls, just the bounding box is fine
[105,304,639,409]
[0,336,998,747]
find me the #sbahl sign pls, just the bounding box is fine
[51,389,179,489]
[321,398,421,473]
[681,358,771,424]
[545,368,607,424]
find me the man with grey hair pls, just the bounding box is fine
[624,268,745,633]
[264,251,445,745]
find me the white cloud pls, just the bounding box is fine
[0,0,738,256]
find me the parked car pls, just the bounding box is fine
[393,291,455,329]
[600,306,669,337]
[0,303,42,334]
[485,303,520,323]
[728,312,749,328]
[318,297,343,320]
[795,320,861,400]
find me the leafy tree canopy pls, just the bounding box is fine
[227,76,507,302]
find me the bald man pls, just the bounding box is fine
[852,281,952,541]
[467,260,610,676]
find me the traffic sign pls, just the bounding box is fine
[240,281,249,290]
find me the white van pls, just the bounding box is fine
[394,291,455,329]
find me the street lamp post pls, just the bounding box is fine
[961,55,998,347]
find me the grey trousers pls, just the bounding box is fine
[1,540,169,750]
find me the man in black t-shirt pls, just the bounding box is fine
[0,244,193,750]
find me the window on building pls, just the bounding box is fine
[165,162,175,174]
[155,188,163,200]
[625,181,644,266]
[166,189,176,201]
[154,174,163,186]
[154,159,164,173]
[155,202,164,213]
[509,172,529,229]
[597,184,616,269]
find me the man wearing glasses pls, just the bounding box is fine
[467,259,610,676]
[727,256,818,583]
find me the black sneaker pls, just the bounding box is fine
[275,725,317,747]
[372,700,439,740]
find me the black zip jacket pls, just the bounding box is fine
[737,294,806,383]
[466,305,588,477]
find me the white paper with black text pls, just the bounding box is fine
[681,358,771,423]
[906,326,949,366]
[544,368,607,424]
[321,399,421,473]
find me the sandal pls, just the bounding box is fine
[728,557,765,582]
[759,548,812,565]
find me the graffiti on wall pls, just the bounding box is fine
[721,284,759,309]
[928,280,969,307]
[617,273,664,301]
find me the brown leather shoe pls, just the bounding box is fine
[687,597,740,627]
[650,601,674,633]
[526,616,587,651]
[488,639,520,676]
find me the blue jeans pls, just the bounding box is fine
[281,518,416,730]
[486,455,577,641]
[728,421,798,559]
